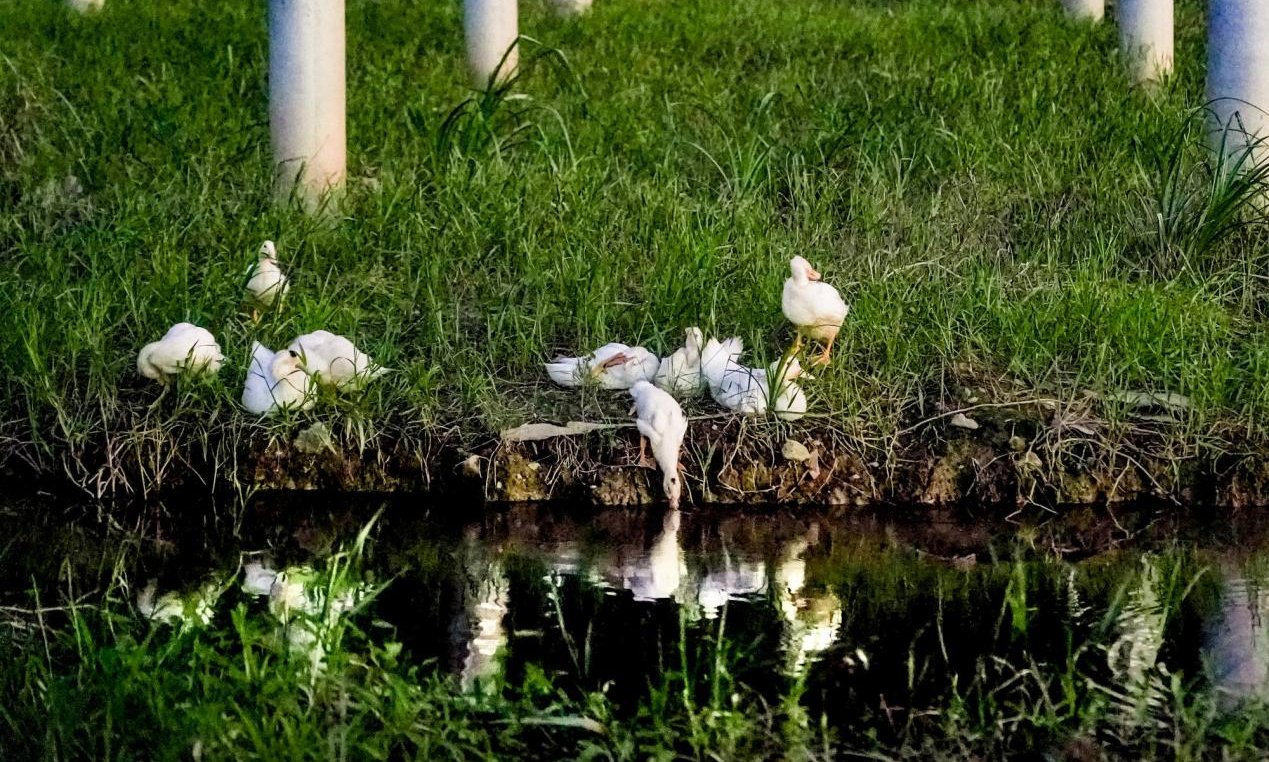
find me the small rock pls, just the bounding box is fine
[1008,435,1027,452]
[62,174,85,199]
[294,422,336,454]
[1018,450,1043,470]
[949,413,979,430]
[461,454,482,478]
[782,439,813,462]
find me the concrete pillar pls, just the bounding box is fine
[1061,0,1104,22]
[268,0,347,210]
[1206,573,1269,704]
[464,0,519,88]
[1118,0,1173,83]
[1208,0,1269,161]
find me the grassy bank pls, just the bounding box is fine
[4,0,1269,487]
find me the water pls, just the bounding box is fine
[8,497,1269,754]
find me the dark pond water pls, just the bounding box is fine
[6,497,1269,742]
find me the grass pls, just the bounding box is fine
[4,0,1269,486]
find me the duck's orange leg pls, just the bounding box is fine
[812,332,837,366]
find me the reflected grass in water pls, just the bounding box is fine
[6,503,1269,759]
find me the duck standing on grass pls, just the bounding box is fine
[654,327,706,398]
[629,380,689,509]
[136,322,224,383]
[245,240,289,320]
[545,342,660,390]
[782,256,849,366]
[242,342,315,415]
[288,330,387,390]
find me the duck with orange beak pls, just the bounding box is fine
[545,342,660,390]
[781,256,849,366]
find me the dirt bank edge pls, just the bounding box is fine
[9,398,1269,509]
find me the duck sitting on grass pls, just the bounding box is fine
[545,342,659,390]
[629,380,688,509]
[288,330,387,391]
[136,322,224,383]
[782,256,849,366]
[242,342,315,415]
[703,345,810,422]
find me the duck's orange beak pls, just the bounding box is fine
[593,353,629,374]
[807,266,822,281]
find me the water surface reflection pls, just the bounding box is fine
[8,499,1269,720]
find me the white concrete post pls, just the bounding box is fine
[464,0,519,89]
[1061,0,1104,22]
[67,0,104,11]
[268,0,347,210]
[1117,0,1173,83]
[1208,0,1269,163]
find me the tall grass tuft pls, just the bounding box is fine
[1139,107,1269,277]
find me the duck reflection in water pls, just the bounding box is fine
[774,525,843,675]
[598,508,690,604]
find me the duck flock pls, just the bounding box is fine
[543,255,849,508]
[135,241,386,415]
[136,248,848,508]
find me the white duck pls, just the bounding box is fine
[242,342,315,415]
[782,256,849,365]
[545,342,659,390]
[629,380,689,509]
[288,330,386,390]
[703,348,810,422]
[246,240,289,315]
[654,327,706,398]
[136,322,224,383]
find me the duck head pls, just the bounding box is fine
[271,348,305,381]
[684,327,704,355]
[259,240,278,261]
[789,256,821,284]
[592,352,630,376]
[663,467,682,509]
